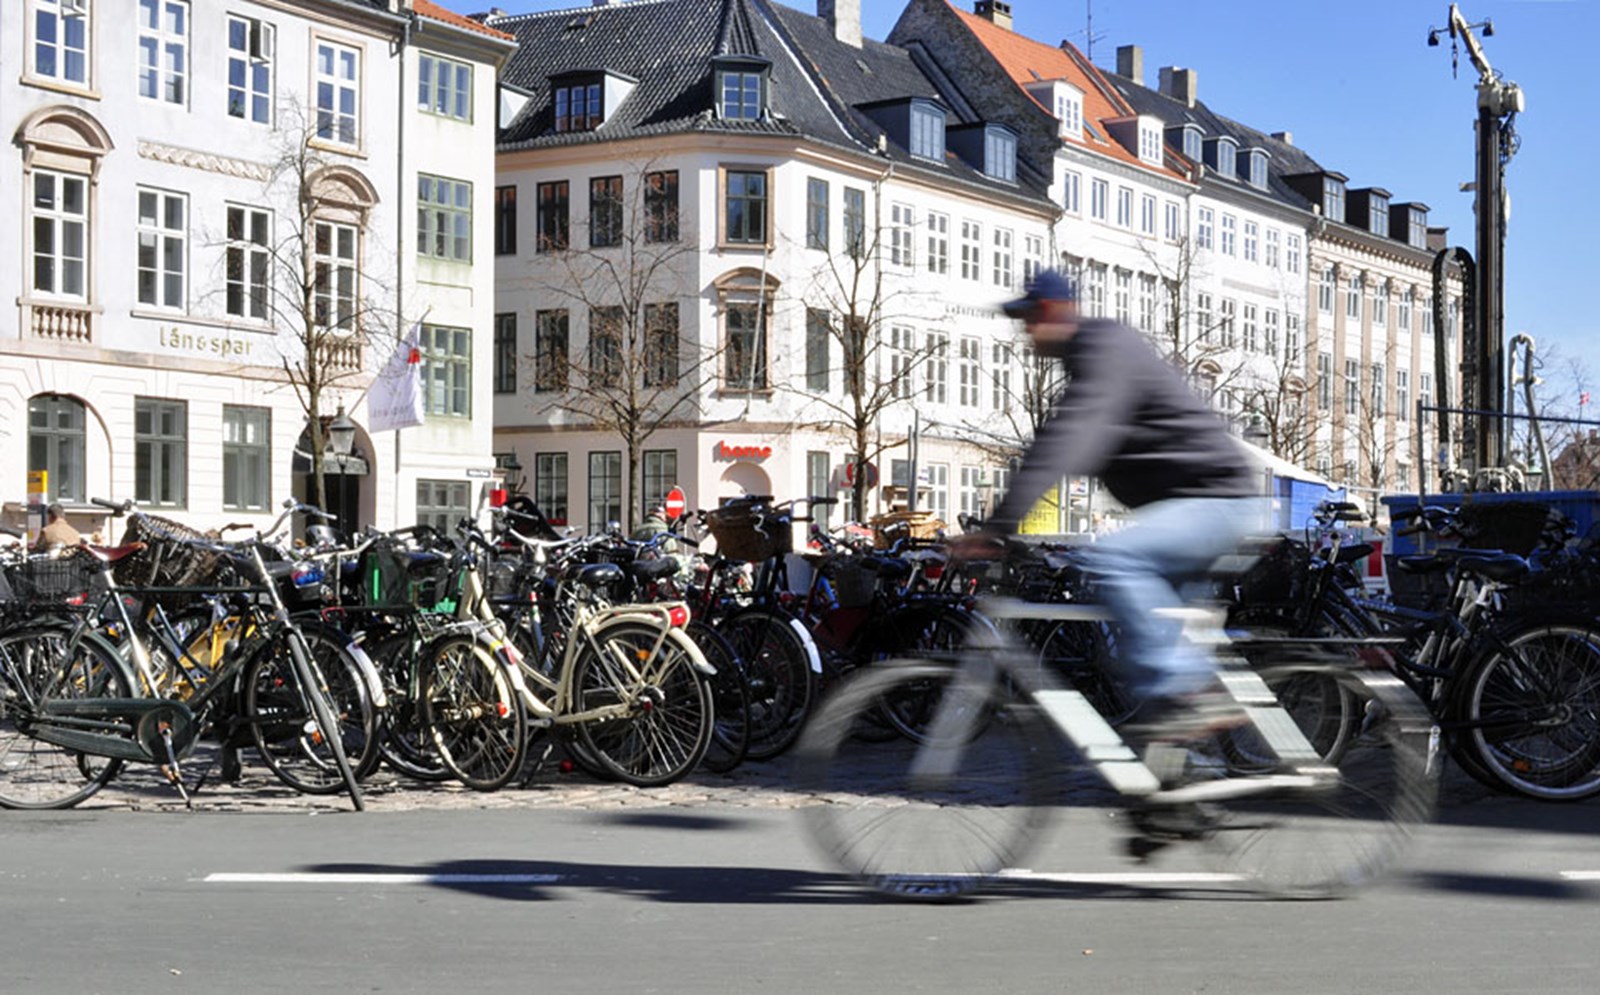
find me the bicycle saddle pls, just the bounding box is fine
[1327,543,1373,565]
[860,555,911,580]
[570,562,625,588]
[81,542,147,564]
[1452,554,1530,583]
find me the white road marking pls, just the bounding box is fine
[998,869,1244,885]
[204,872,561,885]
[1558,871,1600,881]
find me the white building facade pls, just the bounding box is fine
[1,0,512,538]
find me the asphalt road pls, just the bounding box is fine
[2,792,1598,994]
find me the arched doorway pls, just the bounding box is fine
[291,420,373,536]
[718,462,771,503]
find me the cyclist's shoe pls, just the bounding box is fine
[1124,801,1225,861]
[1124,688,1248,745]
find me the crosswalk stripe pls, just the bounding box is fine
[204,872,561,885]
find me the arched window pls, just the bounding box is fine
[16,105,113,342]
[28,394,87,502]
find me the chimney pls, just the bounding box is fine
[974,0,1013,30]
[818,0,862,47]
[1116,45,1143,84]
[1272,130,1293,146]
[1157,66,1197,107]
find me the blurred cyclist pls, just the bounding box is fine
[960,269,1266,739]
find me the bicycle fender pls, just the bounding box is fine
[339,637,389,710]
[669,628,717,677]
[788,617,824,674]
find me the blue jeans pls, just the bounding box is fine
[1074,496,1267,700]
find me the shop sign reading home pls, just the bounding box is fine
[714,440,772,461]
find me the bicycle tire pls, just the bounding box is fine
[572,621,713,786]
[865,606,998,744]
[417,634,528,791]
[1198,662,1436,897]
[1218,609,1359,771]
[367,632,453,783]
[1450,621,1600,801]
[0,628,133,810]
[719,609,816,761]
[797,661,1056,901]
[1034,617,1140,726]
[687,620,749,773]
[242,629,375,799]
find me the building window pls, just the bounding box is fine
[1218,298,1236,348]
[1371,363,1386,417]
[1409,207,1428,249]
[1139,194,1156,235]
[1322,176,1345,223]
[1090,179,1109,222]
[1286,314,1301,363]
[909,102,945,160]
[420,324,471,417]
[1423,298,1435,336]
[1138,123,1162,163]
[554,82,601,132]
[926,211,949,274]
[32,171,88,299]
[416,479,469,534]
[222,405,270,512]
[990,342,1012,412]
[589,175,623,249]
[1115,187,1133,229]
[33,0,91,85]
[1196,207,1214,251]
[1346,274,1363,320]
[138,1,188,104]
[1056,90,1082,138]
[719,71,763,120]
[984,129,1016,182]
[1113,269,1131,324]
[494,186,517,255]
[536,180,569,251]
[227,14,273,123]
[493,313,517,395]
[959,220,981,281]
[136,188,186,310]
[889,326,915,400]
[1242,302,1258,352]
[226,205,270,320]
[644,302,679,387]
[807,452,833,524]
[535,453,568,525]
[1082,263,1106,317]
[1344,359,1360,416]
[28,394,86,503]
[640,450,677,516]
[1138,274,1158,334]
[418,175,471,262]
[1164,201,1182,241]
[1317,352,1333,409]
[1264,228,1280,268]
[1373,286,1388,328]
[588,306,623,388]
[805,178,829,250]
[135,397,187,509]
[644,170,678,244]
[1398,288,1413,332]
[1318,265,1335,313]
[891,203,915,268]
[1248,149,1268,189]
[1243,220,1258,263]
[991,228,1013,288]
[1397,370,1410,422]
[806,308,830,392]
[1023,234,1043,283]
[312,221,357,332]
[1062,171,1081,214]
[725,303,767,390]
[842,186,865,258]
[1286,234,1302,274]
[725,169,768,245]
[958,336,981,407]
[1196,291,1214,342]
[924,332,948,404]
[314,39,361,146]
[1368,194,1390,237]
[1216,140,1237,178]
[535,309,568,392]
[1419,373,1433,416]
[418,53,472,121]
[587,452,622,532]
[1220,214,1236,256]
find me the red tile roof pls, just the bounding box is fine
[414,0,516,42]
[948,3,1184,182]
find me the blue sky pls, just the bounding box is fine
[485,0,1597,398]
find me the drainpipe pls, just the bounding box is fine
[393,12,414,527]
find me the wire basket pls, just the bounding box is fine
[6,552,98,605]
[829,558,879,609]
[870,510,945,550]
[704,503,786,563]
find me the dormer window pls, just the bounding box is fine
[1322,176,1345,222]
[909,100,946,161]
[1215,138,1236,178]
[1408,206,1428,249]
[554,81,601,132]
[984,127,1016,182]
[714,56,771,121]
[1174,124,1202,162]
[1368,192,1390,238]
[1055,85,1083,140]
[1246,148,1269,189]
[1137,120,1162,164]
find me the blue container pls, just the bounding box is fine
[1382,489,1600,556]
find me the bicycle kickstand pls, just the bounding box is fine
[156,722,194,810]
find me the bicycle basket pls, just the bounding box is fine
[1235,536,1308,608]
[115,514,223,595]
[359,544,458,610]
[704,503,786,563]
[829,558,878,608]
[869,510,944,550]
[7,551,98,605]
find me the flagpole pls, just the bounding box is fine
[395,307,433,528]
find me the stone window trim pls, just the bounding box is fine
[713,267,778,394]
[18,105,113,343]
[24,0,100,98]
[309,34,365,155]
[717,164,773,251]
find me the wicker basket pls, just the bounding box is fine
[115,514,221,593]
[870,510,945,550]
[704,502,785,563]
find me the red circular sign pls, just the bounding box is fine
[663,486,687,521]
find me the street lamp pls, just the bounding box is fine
[1243,413,1269,448]
[327,404,357,534]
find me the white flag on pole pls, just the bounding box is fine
[369,322,426,432]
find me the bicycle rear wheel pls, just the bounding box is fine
[688,620,749,773]
[797,661,1055,900]
[0,629,132,810]
[243,629,375,800]
[418,634,528,791]
[572,621,713,786]
[1197,664,1436,897]
[1451,622,1600,801]
[719,610,816,761]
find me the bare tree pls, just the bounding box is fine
[1242,345,1319,467]
[526,162,713,530]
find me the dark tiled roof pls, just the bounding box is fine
[1108,77,1318,213]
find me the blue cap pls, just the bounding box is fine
[1001,268,1077,318]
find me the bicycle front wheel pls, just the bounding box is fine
[687,620,749,773]
[418,634,528,791]
[797,661,1055,900]
[0,628,132,810]
[572,621,713,786]
[243,630,375,799]
[1452,622,1600,801]
[719,610,816,760]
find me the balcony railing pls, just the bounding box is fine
[322,335,363,372]
[27,301,93,343]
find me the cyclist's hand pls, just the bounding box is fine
[947,531,1007,562]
